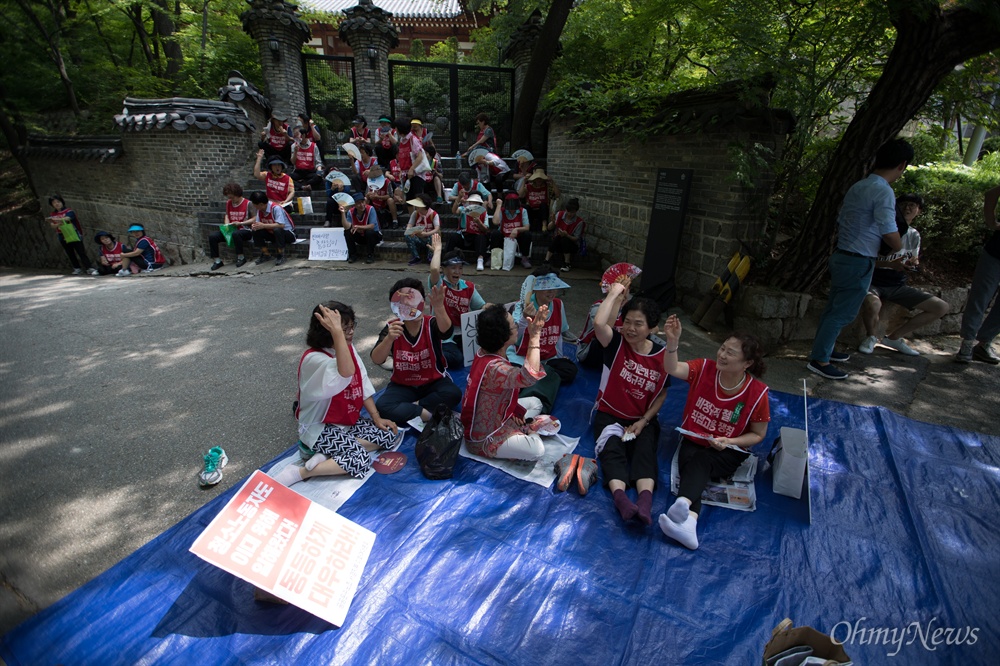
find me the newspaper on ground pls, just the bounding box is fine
[669,445,758,512]
[459,433,579,487]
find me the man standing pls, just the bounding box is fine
[956,184,1000,364]
[807,138,909,380]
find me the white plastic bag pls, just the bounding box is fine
[503,237,517,271]
[490,248,503,270]
[297,197,313,215]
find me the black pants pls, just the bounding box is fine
[518,357,578,414]
[258,141,291,164]
[252,228,296,252]
[59,238,93,270]
[446,232,489,259]
[549,235,579,257]
[676,439,750,514]
[526,206,548,233]
[374,377,462,425]
[594,410,661,488]
[375,144,396,169]
[209,228,253,258]
[290,169,325,190]
[489,229,532,257]
[345,228,383,259]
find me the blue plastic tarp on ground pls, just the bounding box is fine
[2,367,998,665]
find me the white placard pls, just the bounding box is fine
[460,308,483,367]
[308,228,349,261]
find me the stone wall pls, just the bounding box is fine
[546,118,784,311]
[11,128,256,268]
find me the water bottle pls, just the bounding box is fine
[456,150,462,164]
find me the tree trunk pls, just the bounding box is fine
[0,90,38,198]
[152,0,182,80]
[13,0,81,115]
[769,1,1000,291]
[509,0,574,151]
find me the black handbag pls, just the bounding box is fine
[414,405,463,480]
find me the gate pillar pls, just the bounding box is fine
[339,0,399,124]
[241,0,311,117]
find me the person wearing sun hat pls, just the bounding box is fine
[365,163,399,229]
[257,109,291,162]
[403,193,439,265]
[93,230,129,275]
[117,224,166,276]
[518,167,561,234]
[447,192,491,271]
[508,268,579,413]
[253,149,295,205]
[409,117,429,145]
[373,115,397,168]
[428,233,487,368]
[348,115,370,147]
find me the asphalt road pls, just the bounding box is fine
[1,261,997,636]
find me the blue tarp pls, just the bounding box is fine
[2,367,998,665]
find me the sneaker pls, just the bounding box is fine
[365,255,375,264]
[521,257,532,269]
[392,220,400,229]
[476,257,484,271]
[275,255,285,266]
[347,255,356,264]
[560,265,571,273]
[973,343,1000,365]
[576,457,598,496]
[116,269,130,277]
[71,268,83,275]
[881,336,919,356]
[554,454,579,492]
[436,197,444,204]
[858,336,877,355]
[955,340,974,363]
[86,268,99,276]
[408,256,422,266]
[210,259,224,271]
[255,254,272,265]
[235,256,247,268]
[198,446,229,487]
[829,350,851,363]
[806,360,848,380]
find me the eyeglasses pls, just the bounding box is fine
[342,323,355,335]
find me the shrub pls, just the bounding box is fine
[894,151,1000,264]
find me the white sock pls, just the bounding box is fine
[658,512,699,550]
[271,464,303,487]
[304,453,329,471]
[667,496,691,523]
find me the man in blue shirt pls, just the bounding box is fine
[807,139,910,380]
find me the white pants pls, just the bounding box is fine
[495,433,544,460]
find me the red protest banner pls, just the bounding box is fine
[190,470,375,627]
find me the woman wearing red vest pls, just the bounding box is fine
[461,303,548,460]
[518,168,560,233]
[371,278,462,427]
[48,195,97,275]
[253,149,295,206]
[429,234,486,369]
[546,198,585,272]
[491,191,533,269]
[272,302,400,488]
[590,280,670,526]
[93,230,128,275]
[658,314,770,550]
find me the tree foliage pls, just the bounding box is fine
[0,0,261,135]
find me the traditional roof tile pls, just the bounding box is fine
[113,97,257,133]
[22,136,123,162]
[302,0,464,20]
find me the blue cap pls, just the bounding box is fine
[352,192,365,203]
[128,224,145,233]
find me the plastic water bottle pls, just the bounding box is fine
[456,150,462,164]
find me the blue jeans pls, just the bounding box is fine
[407,234,430,260]
[810,252,874,363]
[960,248,1000,344]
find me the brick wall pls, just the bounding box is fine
[546,118,784,310]
[13,128,257,268]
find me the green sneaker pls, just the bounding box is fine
[198,446,229,487]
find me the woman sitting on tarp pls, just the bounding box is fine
[461,303,548,461]
[658,315,770,550]
[272,301,401,488]
[588,279,669,526]
[508,268,579,414]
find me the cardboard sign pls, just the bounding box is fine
[460,308,483,367]
[190,470,375,627]
[308,228,349,261]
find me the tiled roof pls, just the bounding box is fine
[22,136,123,162]
[114,98,256,133]
[301,0,465,19]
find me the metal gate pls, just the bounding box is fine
[301,53,357,149]
[388,60,515,156]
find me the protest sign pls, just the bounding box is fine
[190,470,375,627]
[308,228,349,261]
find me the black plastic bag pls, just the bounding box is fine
[414,406,463,480]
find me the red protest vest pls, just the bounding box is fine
[226,198,251,228]
[293,142,317,171]
[525,179,548,209]
[267,122,288,149]
[99,241,126,265]
[596,335,668,420]
[265,173,291,203]
[296,348,365,427]
[554,211,585,237]
[680,359,770,443]
[442,279,476,326]
[136,236,166,265]
[390,316,446,386]
[461,351,518,441]
[501,208,525,237]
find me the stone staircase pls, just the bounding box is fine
[199,155,599,268]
